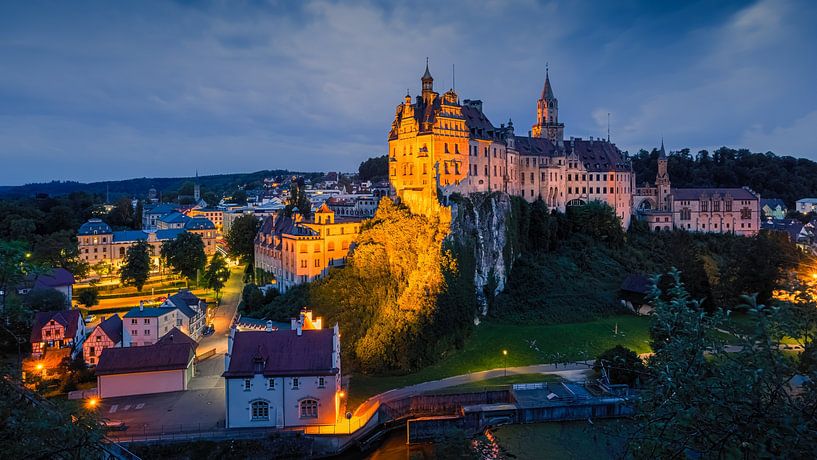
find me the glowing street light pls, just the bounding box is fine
[502,349,508,377]
[86,397,99,409]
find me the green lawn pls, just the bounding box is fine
[488,420,630,459]
[349,315,651,408]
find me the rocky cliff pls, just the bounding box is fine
[449,192,519,317]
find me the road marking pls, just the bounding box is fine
[135,403,145,409]
[109,404,118,413]
[122,405,131,411]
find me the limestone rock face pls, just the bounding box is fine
[450,192,517,316]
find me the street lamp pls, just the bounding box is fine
[502,349,508,377]
[86,397,98,409]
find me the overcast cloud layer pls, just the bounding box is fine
[0,0,815,185]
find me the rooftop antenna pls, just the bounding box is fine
[607,112,611,142]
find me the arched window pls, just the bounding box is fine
[251,400,270,421]
[299,399,318,418]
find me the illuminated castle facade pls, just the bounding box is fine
[388,63,634,227]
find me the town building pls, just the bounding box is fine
[254,204,363,293]
[162,290,209,341]
[223,310,341,428]
[388,63,635,226]
[20,268,75,305]
[222,205,282,234]
[83,314,123,366]
[795,198,817,214]
[188,207,225,232]
[142,203,179,230]
[77,217,217,271]
[761,199,787,221]
[633,143,761,235]
[30,309,85,357]
[326,195,381,218]
[96,328,196,399]
[122,304,181,347]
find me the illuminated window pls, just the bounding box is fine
[299,399,318,418]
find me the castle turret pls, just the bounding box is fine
[421,58,433,95]
[531,66,564,142]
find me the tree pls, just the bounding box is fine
[203,253,230,300]
[358,155,388,181]
[230,190,248,205]
[593,345,645,386]
[30,230,88,280]
[24,288,68,312]
[0,378,105,459]
[284,178,311,219]
[225,214,261,266]
[133,200,143,230]
[203,191,220,207]
[161,232,206,281]
[0,240,31,312]
[120,240,151,291]
[106,197,134,229]
[627,270,817,458]
[241,284,265,312]
[76,289,98,309]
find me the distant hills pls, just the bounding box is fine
[0,169,325,199]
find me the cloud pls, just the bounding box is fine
[0,0,815,184]
[740,110,817,157]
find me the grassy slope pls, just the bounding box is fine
[349,315,651,408]
[489,420,629,460]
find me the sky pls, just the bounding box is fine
[0,0,815,186]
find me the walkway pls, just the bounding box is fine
[198,267,243,354]
[353,361,595,418]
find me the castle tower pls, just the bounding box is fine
[194,170,201,201]
[656,140,671,211]
[531,67,564,142]
[421,58,434,97]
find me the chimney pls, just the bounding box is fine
[297,313,304,336]
[265,320,273,332]
[139,300,144,312]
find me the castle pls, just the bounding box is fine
[388,62,634,227]
[388,62,760,235]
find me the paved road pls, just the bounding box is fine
[198,267,243,354]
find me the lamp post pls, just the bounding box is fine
[503,349,508,377]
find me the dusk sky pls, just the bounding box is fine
[1,0,815,186]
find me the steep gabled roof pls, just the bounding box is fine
[156,327,198,349]
[31,268,75,289]
[223,329,336,377]
[30,310,82,342]
[97,314,123,345]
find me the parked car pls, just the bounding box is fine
[84,315,96,324]
[153,296,167,303]
[100,419,127,431]
[202,324,215,336]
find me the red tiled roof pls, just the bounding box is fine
[30,310,82,343]
[95,342,194,376]
[223,329,337,378]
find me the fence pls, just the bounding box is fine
[378,390,512,422]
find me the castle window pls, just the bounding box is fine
[444,143,449,153]
[713,201,720,212]
[725,201,733,212]
[455,144,460,154]
[741,208,752,219]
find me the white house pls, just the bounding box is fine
[162,290,208,341]
[122,303,179,347]
[796,198,817,214]
[223,311,341,428]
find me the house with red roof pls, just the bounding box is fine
[223,310,341,428]
[83,314,123,366]
[30,309,85,357]
[96,327,196,399]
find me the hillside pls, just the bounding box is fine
[631,146,817,206]
[0,169,324,199]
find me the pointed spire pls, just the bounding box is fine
[541,64,555,100]
[422,57,433,80]
[659,137,667,159]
